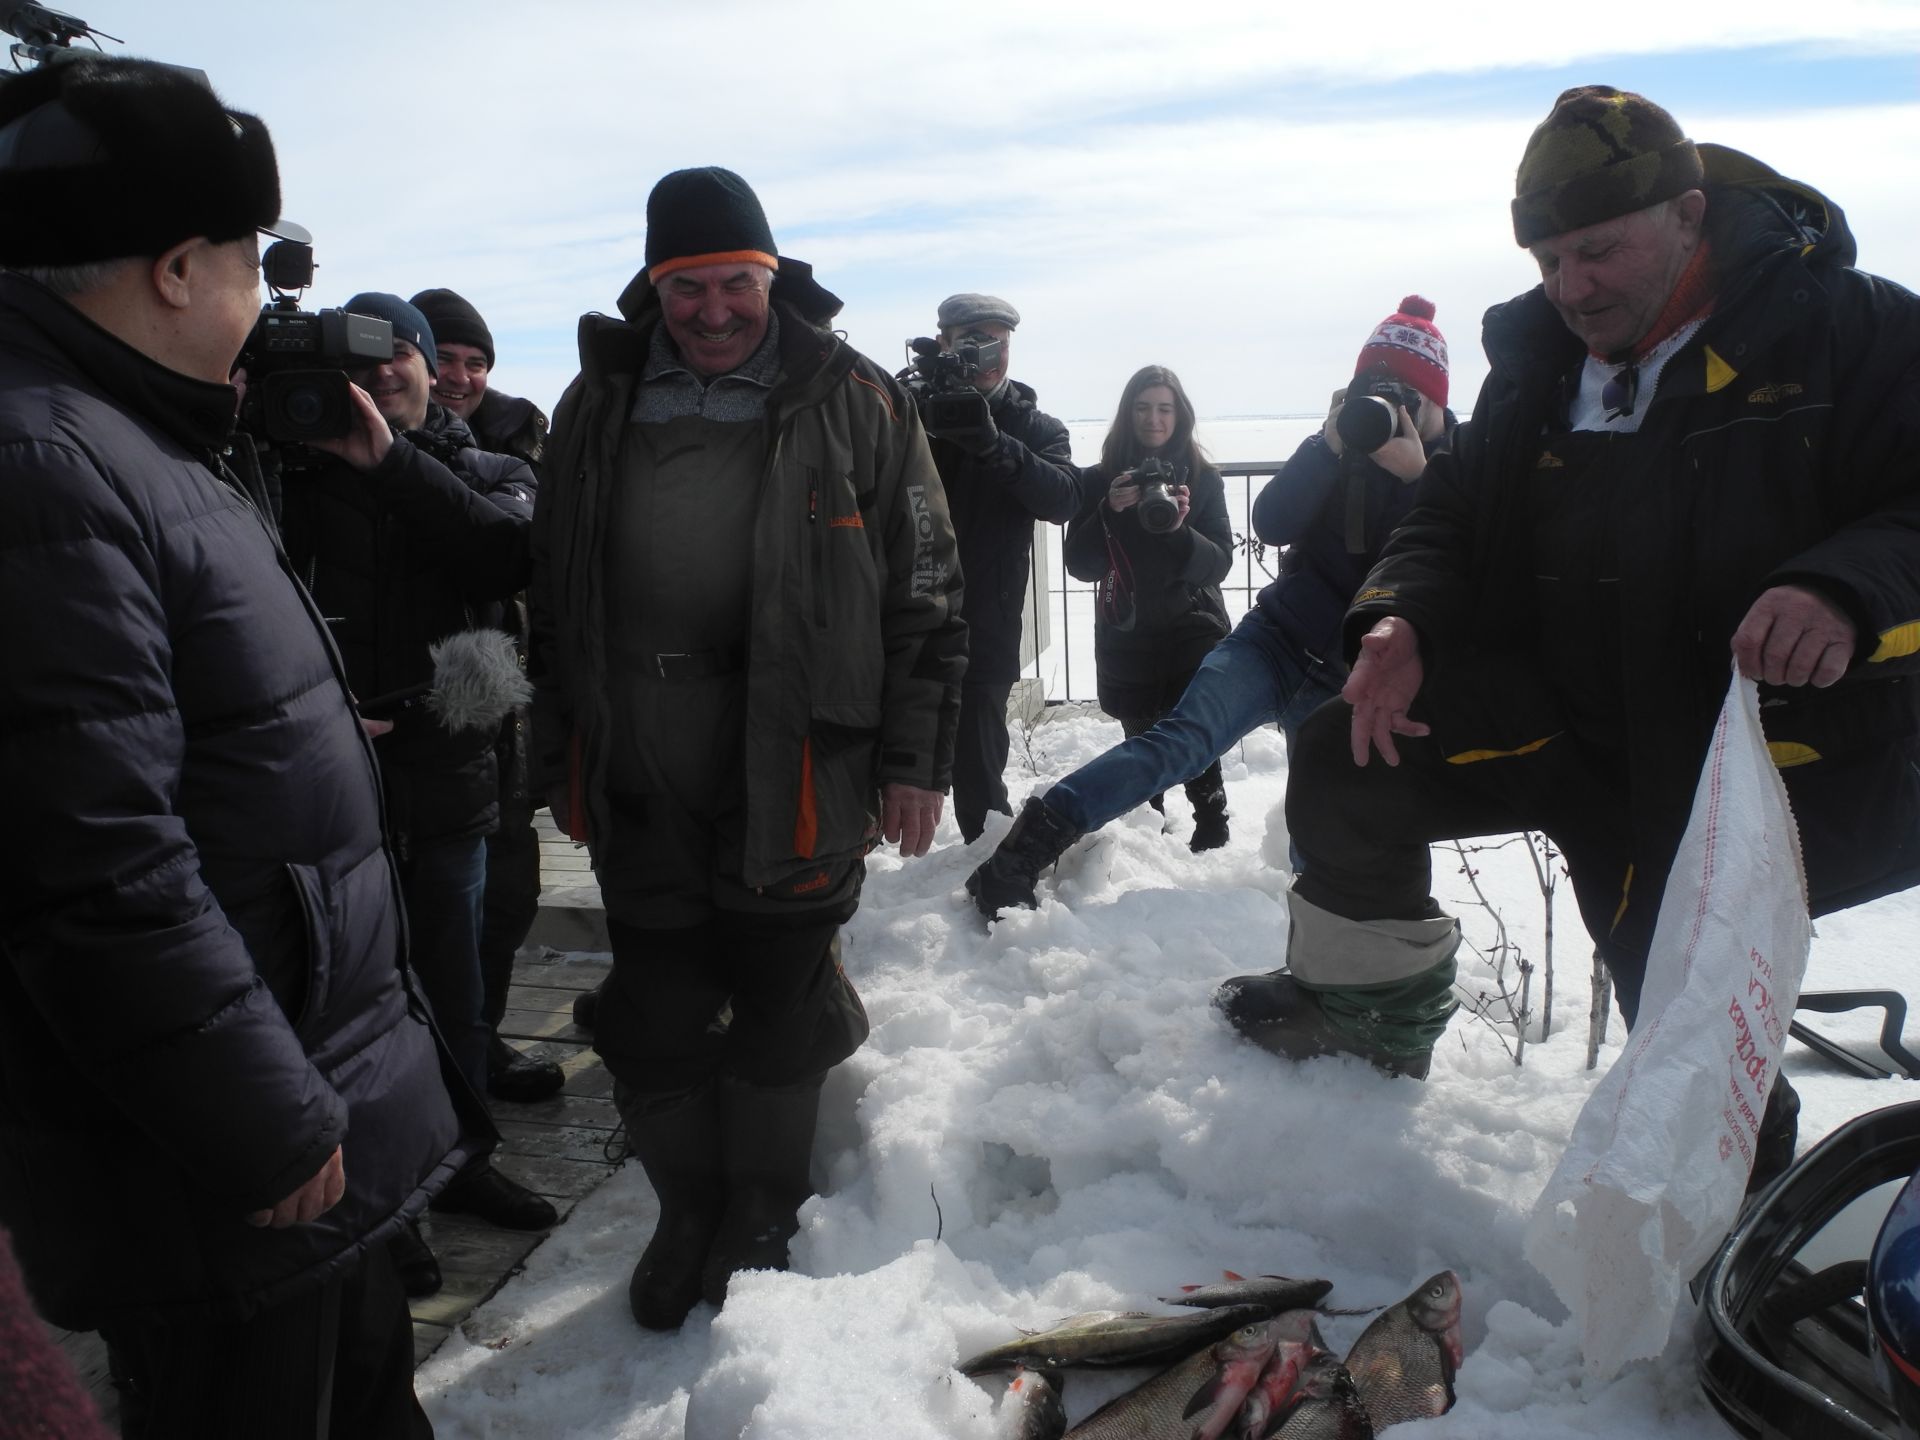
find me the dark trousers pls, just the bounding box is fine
[1286,678,1920,1029]
[400,835,489,1096]
[101,1244,429,1440]
[598,905,861,1094]
[953,679,1015,843]
[1286,691,1651,1018]
[479,809,542,1030]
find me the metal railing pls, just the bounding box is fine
[1030,461,1288,704]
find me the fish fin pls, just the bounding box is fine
[1181,1374,1222,1422]
[1180,1284,1204,1293]
[1223,1269,1246,1281]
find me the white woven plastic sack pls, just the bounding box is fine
[1525,666,1811,1378]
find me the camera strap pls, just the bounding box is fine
[1098,511,1137,630]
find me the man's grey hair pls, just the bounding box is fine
[3,257,141,298]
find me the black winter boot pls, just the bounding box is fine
[1212,971,1440,1080]
[1187,778,1229,853]
[572,980,603,1032]
[487,1034,566,1102]
[965,796,1084,920]
[701,1073,823,1308]
[623,1083,725,1330]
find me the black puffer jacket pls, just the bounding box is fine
[1350,151,1920,912]
[278,406,534,858]
[928,382,1081,684]
[1253,417,1455,669]
[0,276,482,1330]
[1066,460,1232,705]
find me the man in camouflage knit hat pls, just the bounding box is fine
[1227,86,1920,1195]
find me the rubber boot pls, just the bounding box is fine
[1186,775,1229,853]
[701,1072,823,1308]
[623,1083,725,1330]
[1213,964,1457,1079]
[965,796,1084,920]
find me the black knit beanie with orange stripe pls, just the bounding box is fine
[644,167,779,284]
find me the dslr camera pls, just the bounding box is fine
[1130,456,1185,535]
[1334,373,1423,456]
[900,333,1003,438]
[238,239,393,445]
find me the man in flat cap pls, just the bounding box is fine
[529,166,966,1331]
[910,293,1081,843]
[1221,86,1920,1187]
[0,57,482,1435]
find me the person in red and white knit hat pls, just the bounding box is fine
[967,299,1457,920]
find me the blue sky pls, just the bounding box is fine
[60,2,1920,427]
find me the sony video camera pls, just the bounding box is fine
[1334,373,1424,456]
[901,333,1003,439]
[1129,456,1186,535]
[237,239,393,445]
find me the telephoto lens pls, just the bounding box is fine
[1335,393,1399,454]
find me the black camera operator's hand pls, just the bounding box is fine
[308,383,394,472]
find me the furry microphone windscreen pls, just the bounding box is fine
[426,630,532,733]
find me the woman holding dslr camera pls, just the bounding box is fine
[1063,365,1234,849]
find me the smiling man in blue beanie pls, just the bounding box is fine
[0,56,485,1437]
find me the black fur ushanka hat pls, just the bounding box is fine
[0,57,283,266]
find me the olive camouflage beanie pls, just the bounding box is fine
[1511,86,1705,247]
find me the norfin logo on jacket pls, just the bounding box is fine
[1536,449,1565,469]
[1747,382,1804,404]
[907,484,943,597]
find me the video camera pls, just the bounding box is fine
[900,333,1003,438]
[238,240,393,445]
[1334,373,1424,456]
[1129,456,1186,535]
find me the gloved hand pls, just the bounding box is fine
[921,389,999,455]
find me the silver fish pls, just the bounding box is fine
[1341,1270,1462,1428]
[1006,1365,1068,1440]
[1271,1353,1373,1440]
[1163,1272,1334,1314]
[1065,1317,1288,1440]
[960,1304,1273,1377]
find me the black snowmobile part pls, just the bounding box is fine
[1696,1100,1920,1439]
[1789,991,1920,1082]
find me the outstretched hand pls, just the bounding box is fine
[1343,617,1429,766]
[882,782,943,857]
[1732,584,1856,688]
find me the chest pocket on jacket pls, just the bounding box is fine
[803,464,885,718]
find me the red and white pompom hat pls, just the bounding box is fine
[1353,295,1449,409]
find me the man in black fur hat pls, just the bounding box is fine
[0,57,485,1437]
[529,166,966,1332]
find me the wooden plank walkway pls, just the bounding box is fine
[49,838,616,1423]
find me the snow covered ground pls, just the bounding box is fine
[415,707,1920,1438]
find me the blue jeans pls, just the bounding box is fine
[402,834,490,1096]
[1046,609,1342,834]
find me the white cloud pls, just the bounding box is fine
[68,1,1920,417]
